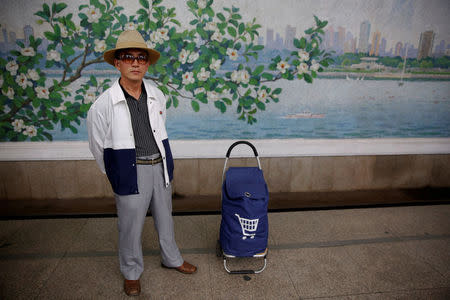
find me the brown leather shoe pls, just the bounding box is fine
[162,261,197,274]
[124,279,141,296]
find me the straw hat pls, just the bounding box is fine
[103,30,160,66]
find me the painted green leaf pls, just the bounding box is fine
[205,7,214,17]
[35,11,49,21]
[191,100,200,112]
[252,65,264,76]
[304,73,313,83]
[238,23,245,35]
[217,13,225,22]
[214,100,226,113]
[256,101,266,111]
[172,96,179,108]
[272,88,282,95]
[261,73,273,80]
[159,85,169,95]
[227,26,236,37]
[55,3,67,13]
[44,32,57,41]
[139,0,149,9]
[62,44,75,56]
[43,3,50,16]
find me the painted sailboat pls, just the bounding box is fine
[398,48,408,86]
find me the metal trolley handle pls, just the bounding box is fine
[222,141,262,182]
[226,140,259,158]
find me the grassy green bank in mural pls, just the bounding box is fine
[0,0,332,141]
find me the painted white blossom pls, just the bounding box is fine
[257,89,268,101]
[125,23,136,31]
[60,26,68,38]
[297,62,309,74]
[210,58,221,71]
[157,28,169,41]
[27,69,40,81]
[231,70,249,84]
[54,103,66,113]
[226,48,238,61]
[23,125,37,137]
[187,52,199,64]
[277,61,290,74]
[211,31,223,43]
[94,39,106,53]
[205,21,218,31]
[178,49,190,64]
[47,50,61,62]
[311,41,318,48]
[86,6,101,23]
[75,25,82,34]
[194,87,206,95]
[35,86,49,99]
[21,47,35,57]
[146,40,156,49]
[149,31,161,44]
[221,89,232,99]
[298,50,310,62]
[240,70,250,84]
[197,0,207,9]
[310,59,320,72]
[197,67,210,81]
[3,87,14,99]
[6,61,19,76]
[12,119,24,132]
[85,92,96,103]
[182,72,195,85]
[207,90,220,101]
[231,70,240,83]
[16,73,32,89]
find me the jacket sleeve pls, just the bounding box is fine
[87,102,107,174]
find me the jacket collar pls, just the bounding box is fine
[111,78,157,105]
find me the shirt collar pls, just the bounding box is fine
[118,80,146,101]
[111,78,155,105]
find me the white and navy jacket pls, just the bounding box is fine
[87,79,174,195]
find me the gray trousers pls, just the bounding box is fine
[114,161,183,280]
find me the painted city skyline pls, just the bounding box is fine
[261,21,449,59]
[1,20,448,60]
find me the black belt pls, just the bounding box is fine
[136,157,162,165]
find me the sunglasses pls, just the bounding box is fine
[118,53,149,65]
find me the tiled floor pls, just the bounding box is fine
[1,205,449,299]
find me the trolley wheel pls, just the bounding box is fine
[216,240,222,257]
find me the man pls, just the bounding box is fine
[87,30,197,297]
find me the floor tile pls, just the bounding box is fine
[279,247,371,298]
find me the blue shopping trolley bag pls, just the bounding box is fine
[219,141,269,258]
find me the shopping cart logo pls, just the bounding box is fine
[235,214,259,240]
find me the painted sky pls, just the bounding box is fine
[0,0,449,50]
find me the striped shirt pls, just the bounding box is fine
[120,82,160,157]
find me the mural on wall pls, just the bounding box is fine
[0,0,449,142]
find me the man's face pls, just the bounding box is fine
[114,49,150,83]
